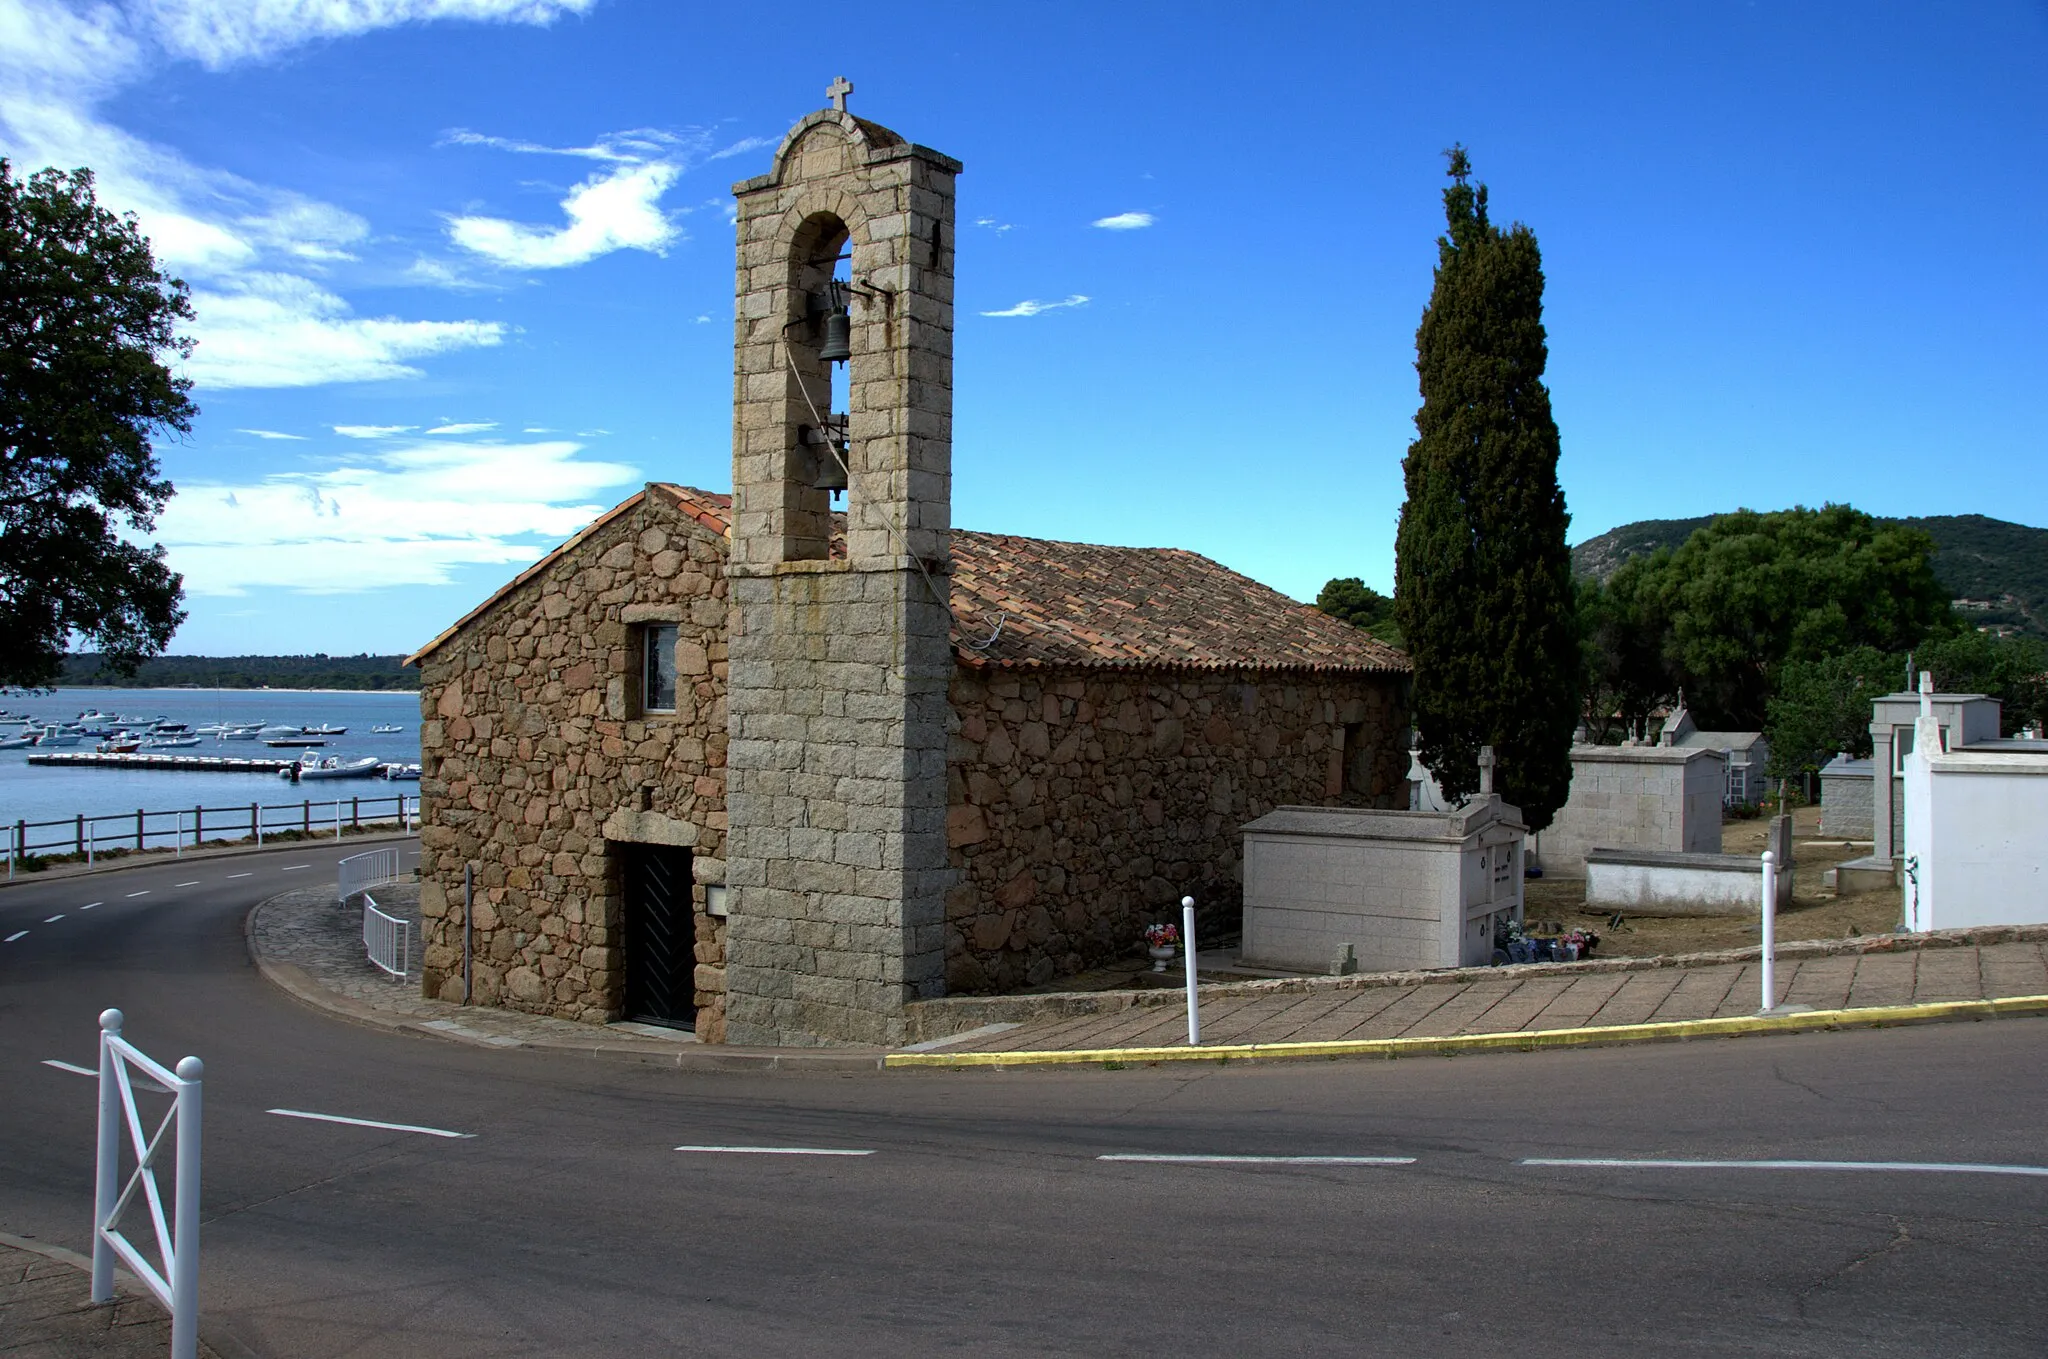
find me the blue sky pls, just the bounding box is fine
[3,0,2043,656]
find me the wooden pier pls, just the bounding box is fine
[26,752,298,774]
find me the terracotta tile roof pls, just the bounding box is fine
[411,484,1407,676]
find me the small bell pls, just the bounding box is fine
[818,309,852,364]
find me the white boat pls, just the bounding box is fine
[371,724,405,734]
[300,723,350,736]
[0,734,35,750]
[140,736,202,749]
[33,730,83,747]
[219,726,263,741]
[281,756,381,781]
[381,762,421,780]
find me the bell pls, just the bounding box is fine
[818,309,852,364]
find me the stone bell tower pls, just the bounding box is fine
[722,80,961,1046]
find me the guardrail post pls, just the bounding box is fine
[351,796,359,831]
[302,800,309,835]
[135,808,144,851]
[88,820,96,867]
[193,804,203,848]
[174,812,182,858]
[169,1056,203,1359]
[76,813,84,857]
[1182,895,1200,1046]
[91,1008,121,1303]
[251,802,259,846]
[1760,849,1778,1013]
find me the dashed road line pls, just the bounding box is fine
[42,915,62,923]
[174,881,200,888]
[674,1145,875,1157]
[226,873,252,879]
[268,1108,473,1139]
[79,902,100,910]
[41,1060,95,1077]
[124,891,149,898]
[280,865,310,872]
[1099,1154,1418,1166]
[1521,1158,2048,1178]
[4,931,26,943]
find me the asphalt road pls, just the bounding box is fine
[3,845,2045,1357]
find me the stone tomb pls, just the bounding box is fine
[1538,744,1725,877]
[1901,674,2048,931]
[1241,753,1526,973]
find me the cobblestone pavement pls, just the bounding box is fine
[249,884,704,1054]
[939,938,2048,1054]
[0,1237,221,1359]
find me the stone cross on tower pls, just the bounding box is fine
[826,75,853,112]
[1477,745,1496,797]
[1918,668,1934,715]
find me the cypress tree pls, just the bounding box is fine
[1392,147,1579,830]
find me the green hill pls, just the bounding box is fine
[1572,512,2048,640]
[56,653,420,691]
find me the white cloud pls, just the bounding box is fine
[183,273,506,388]
[137,0,598,71]
[156,434,639,594]
[334,424,414,438]
[426,421,496,434]
[448,158,681,269]
[1091,211,1155,230]
[404,256,497,290]
[974,217,1013,234]
[0,0,528,388]
[980,294,1090,319]
[238,428,306,440]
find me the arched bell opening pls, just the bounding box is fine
[781,211,856,561]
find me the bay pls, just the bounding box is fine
[0,687,423,853]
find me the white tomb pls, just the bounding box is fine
[1900,673,2048,931]
[1241,749,1526,973]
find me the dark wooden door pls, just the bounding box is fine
[622,844,695,1029]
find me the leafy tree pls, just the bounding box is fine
[1392,147,1578,830]
[1577,568,1678,744]
[1916,630,2048,736]
[1764,645,1894,777]
[0,162,189,688]
[1315,577,1403,648]
[1624,505,1950,730]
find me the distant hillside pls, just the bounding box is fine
[1571,512,2048,640]
[57,654,420,691]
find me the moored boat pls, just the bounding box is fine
[380,762,421,780]
[280,756,381,781]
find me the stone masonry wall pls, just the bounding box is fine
[415,495,732,1038]
[943,667,1408,993]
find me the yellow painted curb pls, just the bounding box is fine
[886,994,2048,1069]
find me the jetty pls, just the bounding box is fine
[27,752,298,774]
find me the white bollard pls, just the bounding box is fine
[1760,849,1778,1012]
[87,822,95,867]
[1182,896,1200,1046]
[174,811,182,858]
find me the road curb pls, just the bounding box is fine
[0,1229,250,1359]
[242,894,887,1072]
[884,994,2048,1069]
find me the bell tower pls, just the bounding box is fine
[722,81,961,1046]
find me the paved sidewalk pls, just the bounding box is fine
[0,1234,222,1359]
[915,931,2048,1062]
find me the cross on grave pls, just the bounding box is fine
[1477,745,1496,796]
[827,76,853,113]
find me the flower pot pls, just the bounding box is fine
[1148,944,1177,973]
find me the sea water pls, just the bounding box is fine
[0,688,423,848]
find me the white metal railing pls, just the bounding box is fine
[338,846,404,904]
[92,1008,203,1359]
[362,892,411,980]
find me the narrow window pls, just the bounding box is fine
[643,624,678,714]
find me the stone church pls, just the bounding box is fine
[408,88,1410,1046]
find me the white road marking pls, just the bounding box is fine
[1099,1154,1418,1166]
[1521,1158,2048,1177]
[80,902,101,910]
[3,932,25,943]
[42,1060,95,1076]
[674,1145,875,1157]
[268,1109,472,1139]
[174,881,199,888]
[124,891,148,898]
[226,873,252,879]
[43,915,63,923]
[280,865,310,872]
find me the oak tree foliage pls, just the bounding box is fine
[0,161,189,688]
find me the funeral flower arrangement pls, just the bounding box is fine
[1143,921,1179,949]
